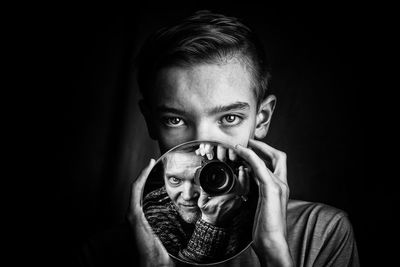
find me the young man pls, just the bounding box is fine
[80,10,359,267]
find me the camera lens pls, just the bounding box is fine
[195,160,236,195]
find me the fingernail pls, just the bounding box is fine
[235,144,241,149]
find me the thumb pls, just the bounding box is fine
[198,188,210,208]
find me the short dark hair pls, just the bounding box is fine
[135,10,271,107]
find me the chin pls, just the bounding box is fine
[178,209,201,224]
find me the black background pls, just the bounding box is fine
[30,3,392,266]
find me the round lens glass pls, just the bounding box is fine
[142,140,258,265]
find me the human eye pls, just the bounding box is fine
[168,177,182,186]
[161,116,185,127]
[220,114,243,127]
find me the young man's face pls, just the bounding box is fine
[142,57,275,224]
[146,58,264,153]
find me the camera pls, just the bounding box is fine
[194,159,240,196]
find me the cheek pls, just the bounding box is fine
[223,120,256,146]
[159,129,193,150]
[241,115,257,139]
[165,184,181,201]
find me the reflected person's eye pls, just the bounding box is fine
[168,177,182,185]
[162,116,185,127]
[220,114,243,126]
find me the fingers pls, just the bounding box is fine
[195,143,214,160]
[196,142,238,162]
[237,166,245,194]
[199,191,242,225]
[211,193,237,204]
[235,142,290,200]
[244,167,250,195]
[132,158,156,208]
[248,139,277,161]
[234,144,276,188]
[237,166,250,195]
[198,186,239,207]
[204,143,213,160]
[201,192,238,209]
[248,139,287,184]
[198,188,210,208]
[228,148,238,161]
[217,145,237,161]
[214,146,238,161]
[217,145,226,161]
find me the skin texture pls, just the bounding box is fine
[162,147,250,227]
[129,58,293,266]
[162,151,203,224]
[145,59,259,152]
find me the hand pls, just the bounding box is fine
[195,143,249,226]
[195,142,238,162]
[198,178,245,226]
[234,139,293,267]
[127,159,174,267]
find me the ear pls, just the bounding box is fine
[254,95,277,140]
[139,99,158,140]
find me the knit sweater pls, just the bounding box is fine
[143,186,254,263]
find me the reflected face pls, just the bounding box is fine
[152,59,258,153]
[163,151,203,223]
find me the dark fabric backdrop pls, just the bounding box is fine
[50,4,389,266]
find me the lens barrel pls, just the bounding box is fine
[194,160,236,195]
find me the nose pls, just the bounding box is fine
[181,182,199,201]
[194,121,220,142]
[194,122,235,147]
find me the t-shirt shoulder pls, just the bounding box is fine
[286,199,358,267]
[288,199,349,220]
[287,199,352,238]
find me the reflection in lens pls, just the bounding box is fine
[142,141,258,265]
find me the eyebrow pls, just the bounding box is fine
[156,106,185,114]
[206,102,250,115]
[157,101,250,115]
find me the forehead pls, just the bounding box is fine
[153,60,256,110]
[163,152,202,178]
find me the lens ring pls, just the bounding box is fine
[198,160,235,195]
